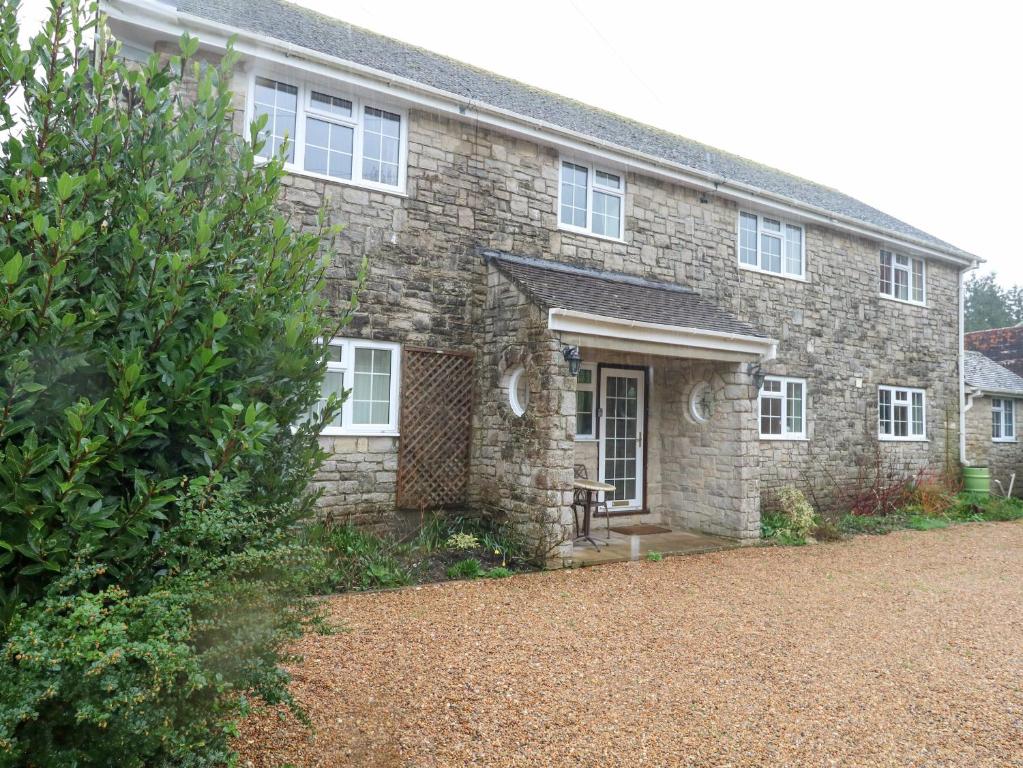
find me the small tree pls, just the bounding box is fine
[0,1,357,763]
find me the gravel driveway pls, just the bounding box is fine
[238,523,1023,767]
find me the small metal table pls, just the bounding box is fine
[573,478,616,550]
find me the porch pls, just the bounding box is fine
[566,526,738,566]
[474,250,777,559]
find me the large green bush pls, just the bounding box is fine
[0,1,355,763]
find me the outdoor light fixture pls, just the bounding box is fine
[562,346,582,376]
[746,362,766,392]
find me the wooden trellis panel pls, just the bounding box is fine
[396,348,474,510]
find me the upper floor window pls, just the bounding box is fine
[992,398,1016,441]
[559,160,624,240]
[738,212,804,279]
[251,75,405,191]
[759,376,806,439]
[575,364,596,439]
[310,338,401,436]
[878,385,925,440]
[879,250,925,305]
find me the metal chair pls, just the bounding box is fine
[572,464,611,539]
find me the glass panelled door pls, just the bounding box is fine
[598,368,645,511]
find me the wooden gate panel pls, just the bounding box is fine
[396,349,474,510]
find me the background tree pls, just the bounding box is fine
[0,1,358,764]
[965,272,1021,332]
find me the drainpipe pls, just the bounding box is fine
[959,261,979,466]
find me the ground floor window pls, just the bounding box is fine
[575,364,596,439]
[759,376,806,439]
[878,385,925,440]
[992,398,1016,441]
[311,338,401,435]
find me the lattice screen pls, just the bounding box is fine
[396,348,474,510]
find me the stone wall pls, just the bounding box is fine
[155,46,965,530]
[471,266,576,557]
[965,395,1023,496]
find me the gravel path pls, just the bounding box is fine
[237,523,1023,767]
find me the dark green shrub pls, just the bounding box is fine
[446,558,484,580]
[485,566,513,579]
[0,2,355,763]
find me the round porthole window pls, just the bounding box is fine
[689,381,713,424]
[507,366,529,417]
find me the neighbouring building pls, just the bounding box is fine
[966,325,1023,378]
[104,0,981,556]
[963,351,1023,496]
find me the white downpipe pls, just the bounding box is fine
[959,266,969,467]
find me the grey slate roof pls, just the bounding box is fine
[169,0,973,261]
[483,250,768,339]
[964,351,1023,395]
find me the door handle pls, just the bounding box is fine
[638,432,643,448]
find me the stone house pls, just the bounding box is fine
[105,0,980,554]
[963,351,1023,496]
[966,326,1023,378]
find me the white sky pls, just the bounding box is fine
[17,0,1023,285]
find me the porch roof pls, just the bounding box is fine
[964,350,1023,396]
[484,250,777,362]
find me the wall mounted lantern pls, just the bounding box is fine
[746,362,766,393]
[562,346,582,377]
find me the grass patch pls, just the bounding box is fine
[446,557,484,580]
[645,551,664,562]
[905,514,951,531]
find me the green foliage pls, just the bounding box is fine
[762,486,817,545]
[302,522,412,592]
[837,513,908,535]
[485,566,513,579]
[645,551,663,562]
[445,558,483,580]
[0,3,355,764]
[964,272,1023,332]
[445,532,479,551]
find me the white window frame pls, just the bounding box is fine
[574,363,597,441]
[245,70,408,194]
[557,159,625,242]
[877,385,926,441]
[737,211,806,281]
[992,398,1017,442]
[879,250,926,306]
[758,376,807,440]
[315,338,401,436]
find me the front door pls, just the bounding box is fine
[598,368,645,511]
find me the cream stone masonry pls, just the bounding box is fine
[964,396,1023,497]
[136,30,970,546]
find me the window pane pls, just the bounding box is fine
[577,368,593,385]
[879,389,892,434]
[993,401,1002,439]
[305,146,328,174]
[894,404,909,437]
[595,170,621,189]
[311,90,352,118]
[254,78,297,162]
[1007,401,1014,436]
[912,258,925,302]
[739,212,758,266]
[761,233,782,273]
[362,107,400,186]
[786,382,803,434]
[760,395,782,435]
[352,347,392,425]
[592,190,621,237]
[784,226,802,275]
[894,265,909,300]
[316,370,344,427]
[880,251,892,295]
[911,392,924,436]
[762,218,781,232]
[561,162,588,228]
[576,390,593,436]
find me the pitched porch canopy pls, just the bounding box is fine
[483,250,777,362]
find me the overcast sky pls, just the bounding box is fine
[17,0,1023,285]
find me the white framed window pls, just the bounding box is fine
[992,398,1016,442]
[575,364,596,440]
[879,250,925,305]
[248,72,407,192]
[558,160,625,240]
[878,385,926,441]
[310,338,401,436]
[738,211,805,279]
[759,376,806,439]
